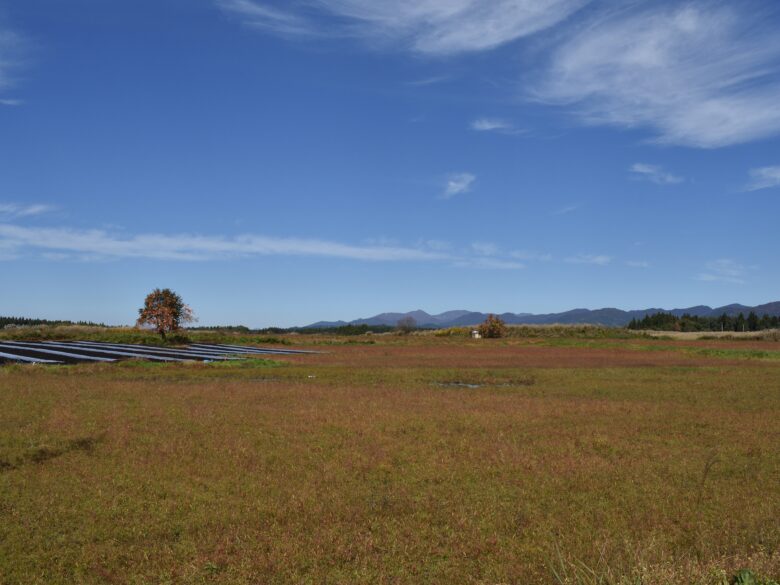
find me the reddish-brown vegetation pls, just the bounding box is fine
[1,335,778,584]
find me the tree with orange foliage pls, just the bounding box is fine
[137,288,195,339]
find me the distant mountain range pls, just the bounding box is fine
[304,302,780,329]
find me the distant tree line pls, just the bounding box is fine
[0,316,106,328]
[150,323,401,336]
[188,325,252,333]
[293,324,398,335]
[627,312,780,332]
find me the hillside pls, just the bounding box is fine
[303,302,780,329]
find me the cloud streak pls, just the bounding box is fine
[455,257,525,270]
[536,3,780,148]
[470,118,522,134]
[0,203,55,218]
[0,221,627,274]
[471,241,499,256]
[216,0,317,37]
[745,165,780,191]
[217,0,590,55]
[565,254,611,266]
[0,223,529,271]
[217,2,780,148]
[0,224,449,263]
[442,172,475,199]
[510,250,552,262]
[0,27,26,97]
[629,163,683,185]
[696,258,751,284]
[552,204,579,216]
[406,75,450,87]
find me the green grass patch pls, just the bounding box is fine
[687,347,780,361]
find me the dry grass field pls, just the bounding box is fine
[1,333,779,584]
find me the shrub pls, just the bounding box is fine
[478,314,506,338]
[396,316,417,334]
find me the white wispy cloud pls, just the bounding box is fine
[745,165,780,191]
[565,254,612,266]
[406,75,450,87]
[0,224,449,262]
[217,0,590,55]
[216,0,318,37]
[470,118,521,134]
[0,27,26,98]
[552,204,579,215]
[536,3,780,148]
[471,241,499,256]
[455,257,525,270]
[0,222,537,272]
[418,238,451,251]
[442,172,475,199]
[0,203,55,218]
[626,260,649,268]
[696,258,752,284]
[629,163,683,185]
[510,250,552,262]
[1,219,621,273]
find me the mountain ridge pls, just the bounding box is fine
[303,302,780,329]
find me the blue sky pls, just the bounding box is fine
[1,0,779,327]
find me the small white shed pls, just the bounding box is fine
[471,330,482,339]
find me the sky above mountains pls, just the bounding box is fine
[1,0,779,327]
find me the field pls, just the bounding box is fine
[1,331,779,584]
